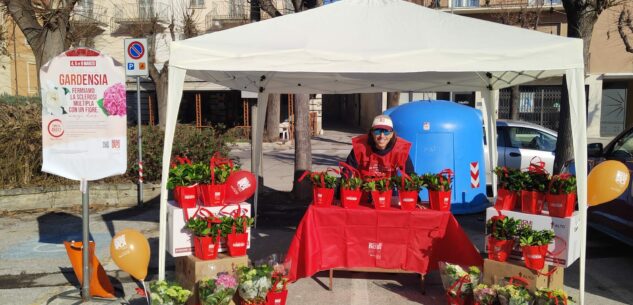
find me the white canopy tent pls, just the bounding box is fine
[159,0,588,303]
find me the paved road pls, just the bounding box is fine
[1,129,632,304]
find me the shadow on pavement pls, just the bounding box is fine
[37,212,95,243]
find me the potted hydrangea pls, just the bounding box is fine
[149,280,192,305]
[496,284,534,305]
[339,162,363,209]
[362,177,393,209]
[198,273,238,305]
[438,262,480,305]
[534,288,571,305]
[546,173,577,218]
[236,264,273,305]
[519,227,555,270]
[473,284,497,305]
[266,263,289,305]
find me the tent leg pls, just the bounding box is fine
[253,94,268,228]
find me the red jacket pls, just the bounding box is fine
[351,135,412,178]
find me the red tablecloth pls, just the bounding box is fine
[285,205,483,281]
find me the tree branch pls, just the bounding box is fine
[3,0,42,47]
[260,0,282,17]
[617,8,633,53]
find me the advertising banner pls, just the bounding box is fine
[41,48,127,181]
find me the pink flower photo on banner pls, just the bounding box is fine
[99,83,127,116]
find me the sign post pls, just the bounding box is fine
[40,48,127,301]
[124,38,149,205]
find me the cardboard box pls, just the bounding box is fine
[485,207,580,267]
[176,254,247,305]
[483,259,564,292]
[167,201,251,257]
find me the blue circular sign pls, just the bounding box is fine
[127,41,144,60]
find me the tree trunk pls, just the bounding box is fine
[265,94,280,142]
[387,92,400,109]
[154,70,169,129]
[553,76,574,174]
[553,0,601,173]
[292,93,312,200]
[250,0,261,21]
[511,85,520,120]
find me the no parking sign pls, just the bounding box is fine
[124,38,148,77]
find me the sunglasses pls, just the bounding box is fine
[372,129,393,136]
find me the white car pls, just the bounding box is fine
[484,120,558,185]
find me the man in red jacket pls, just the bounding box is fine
[346,114,414,178]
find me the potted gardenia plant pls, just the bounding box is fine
[198,273,238,305]
[236,264,273,305]
[224,210,254,257]
[149,280,192,305]
[200,154,239,206]
[392,172,422,210]
[299,169,339,207]
[168,156,201,209]
[546,173,577,218]
[520,160,550,214]
[339,162,363,208]
[494,166,522,210]
[486,214,520,262]
[186,215,222,260]
[362,177,393,209]
[519,227,555,270]
[424,169,453,211]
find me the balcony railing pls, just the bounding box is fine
[205,0,250,32]
[452,0,479,8]
[72,3,108,26]
[112,1,170,25]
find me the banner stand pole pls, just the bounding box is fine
[137,76,143,205]
[81,179,90,301]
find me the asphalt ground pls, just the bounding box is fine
[1,129,632,305]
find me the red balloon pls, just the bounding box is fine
[224,170,257,203]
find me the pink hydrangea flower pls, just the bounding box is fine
[103,83,127,116]
[216,273,237,289]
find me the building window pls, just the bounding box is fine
[190,0,205,8]
[27,62,37,95]
[452,0,479,7]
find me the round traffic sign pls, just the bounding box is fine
[127,41,145,60]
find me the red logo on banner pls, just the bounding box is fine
[470,162,479,188]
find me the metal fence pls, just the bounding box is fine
[499,86,562,130]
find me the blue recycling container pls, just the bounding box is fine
[385,100,488,214]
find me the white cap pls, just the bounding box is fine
[371,114,393,131]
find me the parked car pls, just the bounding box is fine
[485,120,558,184]
[564,126,633,247]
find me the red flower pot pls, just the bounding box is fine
[266,290,288,305]
[240,299,267,305]
[429,190,451,211]
[175,185,198,209]
[313,187,335,207]
[371,190,392,209]
[399,190,418,210]
[340,188,362,208]
[522,244,548,270]
[227,232,248,257]
[494,188,517,210]
[487,236,514,262]
[520,190,545,214]
[546,193,576,218]
[193,235,220,260]
[200,184,226,206]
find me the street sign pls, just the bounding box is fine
[124,38,148,77]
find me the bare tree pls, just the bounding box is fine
[124,1,200,128]
[387,92,400,109]
[1,0,79,87]
[553,0,626,173]
[265,93,280,142]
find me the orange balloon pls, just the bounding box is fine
[109,229,150,281]
[588,160,630,206]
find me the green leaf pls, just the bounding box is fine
[63,87,70,94]
[96,98,108,116]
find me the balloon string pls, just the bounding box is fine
[143,280,151,305]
